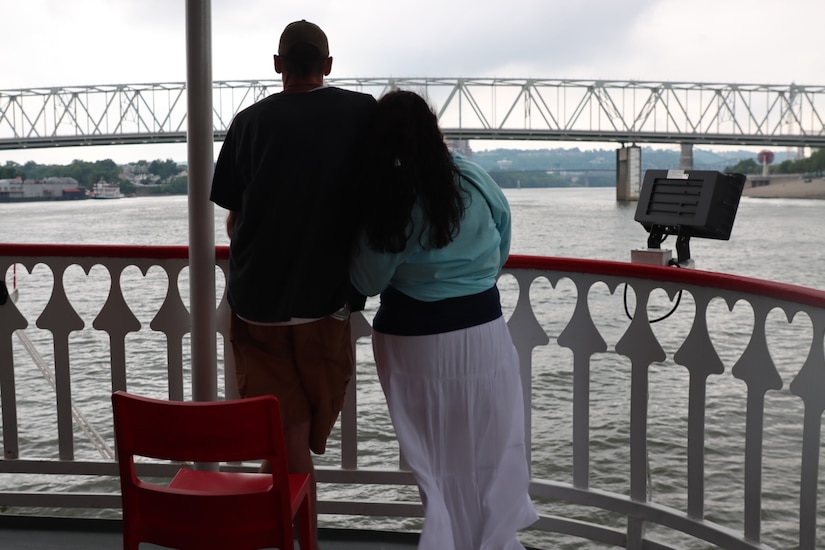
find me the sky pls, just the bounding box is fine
[2,0,824,166]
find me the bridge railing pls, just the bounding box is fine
[2,79,825,149]
[1,244,824,549]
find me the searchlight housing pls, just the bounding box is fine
[634,169,746,266]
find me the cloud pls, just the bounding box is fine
[3,0,188,87]
[2,0,823,165]
[5,0,824,88]
[324,0,656,78]
[618,0,825,84]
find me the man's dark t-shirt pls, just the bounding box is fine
[210,86,377,323]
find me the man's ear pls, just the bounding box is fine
[274,55,283,74]
[323,57,333,76]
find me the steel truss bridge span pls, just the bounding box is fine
[1,78,824,151]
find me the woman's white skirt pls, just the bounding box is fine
[373,316,538,550]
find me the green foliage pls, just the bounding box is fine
[11,158,187,194]
[489,170,572,188]
[487,169,614,188]
[724,158,761,174]
[803,148,825,176]
[149,159,180,180]
[120,181,137,196]
[19,159,122,188]
[0,161,23,179]
[162,175,188,194]
[6,148,822,197]
[772,159,797,174]
[724,148,825,177]
[471,146,758,174]
[132,174,188,196]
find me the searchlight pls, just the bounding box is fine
[632,169,746,267]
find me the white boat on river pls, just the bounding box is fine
[89,181,125,199]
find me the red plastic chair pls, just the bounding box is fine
[111,390,314,550]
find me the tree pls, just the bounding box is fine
[58,159,122,187]
[773,159,796,174]
[161,175,188,194]
[149,159,181,182]
[0,161,22,179]
[724,158,760,174]
[22,160,48,180]
[807,148,825,176]
[487,169,575,188]
[120,181,137,196]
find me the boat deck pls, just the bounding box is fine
[0,516,420,549]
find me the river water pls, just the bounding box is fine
[2,188,822,287]
[1,188,823,548]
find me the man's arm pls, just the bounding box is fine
[226,210,238,239]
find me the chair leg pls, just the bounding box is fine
[298,497,314,550]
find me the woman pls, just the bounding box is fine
[350,90,537,550]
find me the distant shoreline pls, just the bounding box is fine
[742,174,825,200]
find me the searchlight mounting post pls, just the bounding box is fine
[645,224,692,267]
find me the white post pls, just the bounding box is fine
[185,0,217,403]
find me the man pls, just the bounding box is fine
[210,20,376,546]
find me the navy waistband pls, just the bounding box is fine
[373,285,503,336]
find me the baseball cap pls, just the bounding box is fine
[278,20,329,58]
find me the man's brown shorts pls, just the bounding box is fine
[229,314,354,455]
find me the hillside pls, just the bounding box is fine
[466,146,760,188]
[469,146,757,172]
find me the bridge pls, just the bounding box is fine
[2,78,825,151]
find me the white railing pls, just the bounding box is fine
[1,244,824,549]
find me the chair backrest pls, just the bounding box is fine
[112,391,287,468]
[111,391,293,549]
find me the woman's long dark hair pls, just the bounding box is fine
[360,90,465,253]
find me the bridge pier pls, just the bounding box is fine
[616,145,641,201]
[680,143,694,169]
